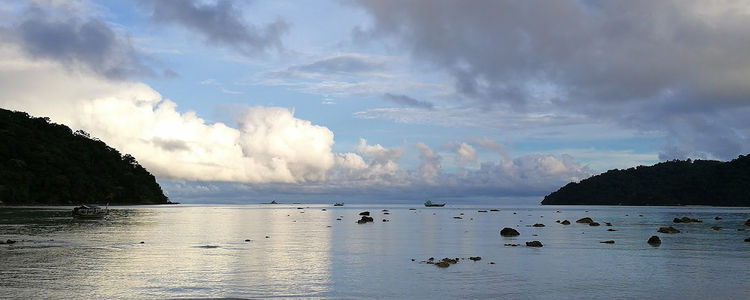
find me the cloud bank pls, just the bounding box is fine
[353,0,750,160]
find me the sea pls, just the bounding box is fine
[1,203,749,299]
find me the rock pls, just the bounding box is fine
[382,209,389,212]
[605,222,613,226]
[336,218,342,221]
[532,223,545,227]
[745,238,750,242]
[359,211,370,216]
[490,209,500,212]
[453,216,463,219]
[357,216,374,224]
[745,219,750,226]
[321,209,326,211]
[244,239,251,242]
[739,228,746,231]
[576,217,594,224]
[607,229,617,232]
[555,220,561,223]
[382,219,389,222]
[561,220,571,225]
[500,227,520,237]
[648,236,661,245]
[504,243,520,247]
[600,240,615,244]
[265,236,270,238]
[3,239,18,244]
[435,261,450,268]
[442,257,458,264]
[711,226,722,231]
[489,262,495,264]
[478,210,488,212]
[714,216,722,220]
[526,241,543,247]
[674,216,701,223]
[469,256,482,261]
[657,226,680,234]
[384,212,390,215]
[589,222,600,226]
[139,241,145,244]
[409,208,416,210]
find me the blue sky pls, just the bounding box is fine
[2,0,749,203]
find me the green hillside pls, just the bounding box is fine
[0,108,169,205]
[542,155,750,206]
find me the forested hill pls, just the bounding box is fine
[542,155,750,206]
[0,108,169,205]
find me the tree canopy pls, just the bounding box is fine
[542,155,750,206]
[0,108,169,205]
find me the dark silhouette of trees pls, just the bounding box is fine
[542,155,750,206]
[0,108,169,205]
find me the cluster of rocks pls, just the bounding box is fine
[575,217,601,226]
[419,256,488,268]
[357,211,374,224]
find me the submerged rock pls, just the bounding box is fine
[648,236,661,245]
[745,238,750,242]
[745,219,750,226]
[589,222,601,226]
[605,222,613,226]
[500,227,520,237]
[532,223,545,227]
[714,216,723,220]
[607,229,617,232]
[600,240,615,244]
[490,209,500,212]
[478,210,488,212]
[711,226,722,231]
[576,217,594,224]
[526,241,543,247]
[561,220,571,225]
[504,243,520,247]
[657,226,680,234]
[469,256,482,261]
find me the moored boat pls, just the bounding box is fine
[72,204,109,219]
[424,200,445,207]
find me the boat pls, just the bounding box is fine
[333,203,344,206]
[72,204,109,219]
[424,200,445,207]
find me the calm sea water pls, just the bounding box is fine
[1,204,750,299]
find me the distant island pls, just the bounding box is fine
[0,108,170,205]
[542,155,750,206]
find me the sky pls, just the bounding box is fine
[1,0,749,204]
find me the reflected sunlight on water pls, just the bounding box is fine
[2,204,750,299]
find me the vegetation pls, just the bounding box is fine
[542,155,750,206]
[0,108,169,205]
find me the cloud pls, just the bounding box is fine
[382,93,434,110]
[451,142,476,163]
[1,2,155,80]
[142,0,288,56]
[474,137,510,161]
[0,46,335,183]
[416,142,441,184]
[353,0,750,160]
[255,54,450,97]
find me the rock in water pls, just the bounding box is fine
[561,220,571,225]
[589,222,601,226]
[533,223,545,227]
[526,241,543,247]
[714,216,722,220]
[711,226,722,231]
[469,256,482,261]
[745,219,750,226]
[500,227,520,237]
[657,226,680,234]
[674,216,701,223]
[435,261,450,268]
[359,211,370,216]
[745,238,750,242]
[576,217,594,224]
[600,240,615,244]
[357,216,374,224]
[648,236,661,245]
